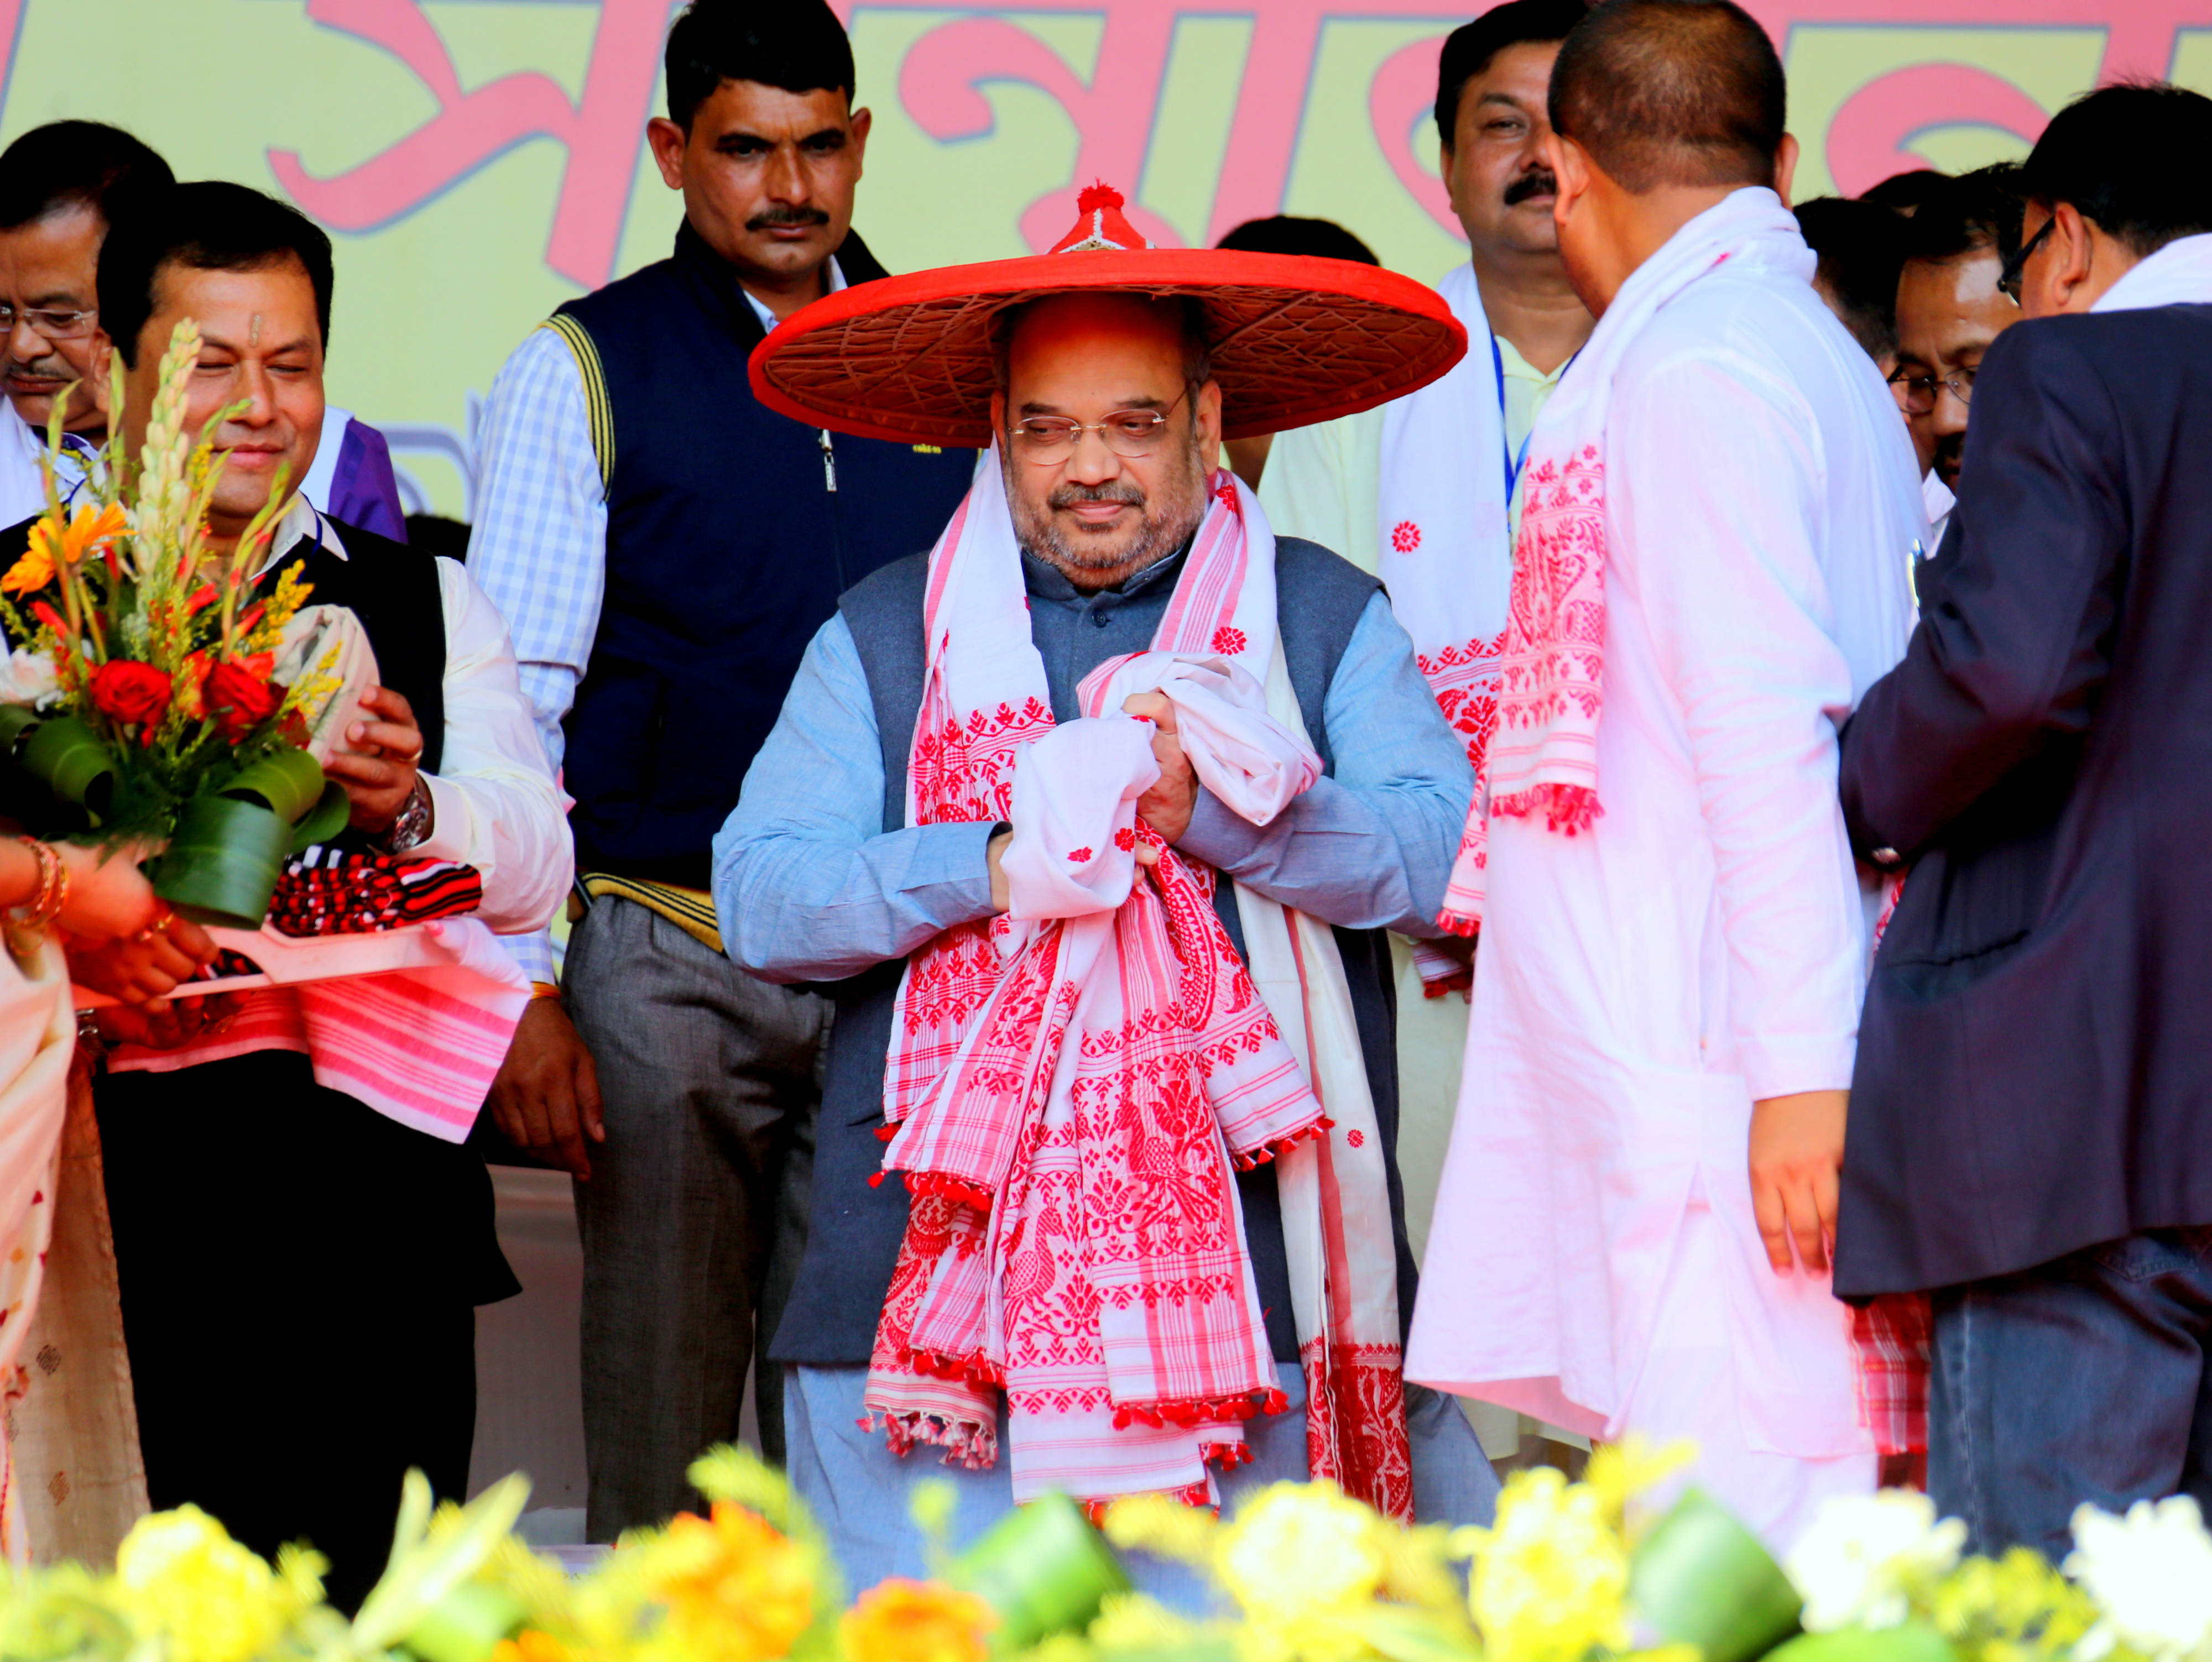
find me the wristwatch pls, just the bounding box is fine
[380,776,435,854]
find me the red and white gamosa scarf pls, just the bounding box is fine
[1437,187,1808,932]
[867,451,1412,1515]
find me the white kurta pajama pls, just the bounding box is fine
[1406,189,1922,1546]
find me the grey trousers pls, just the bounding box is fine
[566,895,830,1539]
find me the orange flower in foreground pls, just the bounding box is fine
[838,1579,996,1662]
[647,1502,816,1662]
[0,542,50,596]
[28,500,127,568]
[493,1633,576,1662]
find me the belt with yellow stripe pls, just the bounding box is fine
[578,874,722,955]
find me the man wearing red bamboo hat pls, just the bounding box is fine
[718,183,1495,1580]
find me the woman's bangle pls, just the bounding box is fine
[11,838,66,931]
[529,981,561,1002]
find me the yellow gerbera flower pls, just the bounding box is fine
[838,1578,996,1662]
[1462,1468,1634,1662]
[113,1504,316,1662]
[644,1502,816,1662]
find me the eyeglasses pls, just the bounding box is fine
[0,304,96,340]
[1997,218,2053,306]
[1010,390,1188,465]
[1888,367,1977,414]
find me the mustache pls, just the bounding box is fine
[1048,481,1146,512]
[1504,169,1559,207]
[747,206,831,231]
[0,351,68,380]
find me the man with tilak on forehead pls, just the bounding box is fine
[719,182,1498,1587]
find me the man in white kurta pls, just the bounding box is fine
[1405,0,1921,1546]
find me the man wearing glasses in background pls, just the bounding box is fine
[1887,165,2026,549]
[0,122,171,519]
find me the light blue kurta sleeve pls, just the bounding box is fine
[1177,590,1473,937]
[712,613,1000,982]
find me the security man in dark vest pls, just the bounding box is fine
[468,0,971,1536]
[22,184,570,1607]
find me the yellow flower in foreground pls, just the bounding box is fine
[645,1502,816,1662]
[113,1504,316,1662]
[1216,1482,1391,1661]
[839,1578,995,1662]
[1462,1468,1632,1662]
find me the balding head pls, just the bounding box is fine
[1550,0,1785,194]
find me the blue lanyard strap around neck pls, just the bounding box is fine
[1493,333,1536,503]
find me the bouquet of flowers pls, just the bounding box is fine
[0,318,352,927]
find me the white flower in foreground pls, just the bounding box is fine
[2067,1496,2212,1662]
[1784,1489,1966,1632]
[0,646,57,707]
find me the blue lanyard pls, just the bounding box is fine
[1493,335,1579,502]
[1493,333,1536,502]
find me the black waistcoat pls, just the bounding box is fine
[768,536,1423,1367]
[269,517,447,774]
[553,223,975,890]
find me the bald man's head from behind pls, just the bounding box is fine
[1542,0,1797,311]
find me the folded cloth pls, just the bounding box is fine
[107,919,530,1143]
[268,846,485,937]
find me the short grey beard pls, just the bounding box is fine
[1003,439,1208,588]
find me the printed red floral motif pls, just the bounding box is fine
[1113,827,1136,851]
[1347,1129,1364,1148]
[1066,846,1092,864]
[1390,520,1421,553]
[1211,625,1247,656]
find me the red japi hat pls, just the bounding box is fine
[748,185,1468,448]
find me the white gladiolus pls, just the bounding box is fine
[2067,1496,2212,1662]
[0,646,58,707]
[1784,1490,1967,1632]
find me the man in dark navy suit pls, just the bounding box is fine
[467,0,972,1535]
[1837,82,2212,1554]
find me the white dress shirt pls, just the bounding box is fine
[262,500,571,935]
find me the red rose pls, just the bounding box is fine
[88,660,171,727]
[204,661,281,741]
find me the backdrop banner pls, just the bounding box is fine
[0,1,2189,517]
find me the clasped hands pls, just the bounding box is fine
[987,691,1198,911]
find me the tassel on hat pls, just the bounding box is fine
[1049,182,1151,254]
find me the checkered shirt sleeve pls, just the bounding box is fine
[468,325,608,986]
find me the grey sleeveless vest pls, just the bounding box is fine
[767,536,1422,1365]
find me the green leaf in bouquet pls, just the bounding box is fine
[225,741,325,824]
[20,715,117,817]
[950,1492,1133,1653]
[290,781,351,854]
[152,791,291,927]
[352,1471,532,1656]
[400,1582,529,1662]
[1630,1488,1804,1662]
[1333,1602,1485,1662]
[0,705,40,757]
[1765,1621,1958,1662]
